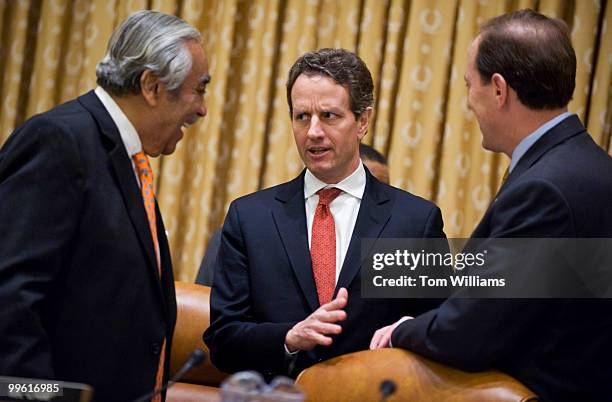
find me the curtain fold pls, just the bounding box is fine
[1,0,609,281]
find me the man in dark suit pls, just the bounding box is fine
[0,11,210,401]
[204,48,445,378]
[195,143,390,287]
[370,10,612,401]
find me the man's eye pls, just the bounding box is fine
[322,111,336,119]
[295,113,308,121]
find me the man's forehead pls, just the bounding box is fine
[188,41,209,73]
[292,94,349,110]
[293,74,349,97]
[467,35,481,56]
[464,37,480,78]
[304,74,328,83]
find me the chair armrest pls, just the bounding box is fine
[296,348,538,401]
[166,382,221,402]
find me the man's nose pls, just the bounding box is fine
[197,102,207,117]
[307,116,324,138]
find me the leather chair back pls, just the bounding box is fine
[171,282,228,386]
[296,348,538,401]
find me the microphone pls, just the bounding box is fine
[379,379,397,401]
[133,348,206,402]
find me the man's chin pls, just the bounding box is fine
[160,146,177,156]
[161,135,183,155]
[481,136,494,152]
[481,138,503,154]
[305,161,329,175]
[307,165,345,184]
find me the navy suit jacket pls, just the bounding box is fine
[0,91,176,401]
[195,228,221,286]
[392,115,612,401]
[204,168,446,377]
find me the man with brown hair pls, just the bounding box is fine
[371,10,612,401]
[205,48,445,378]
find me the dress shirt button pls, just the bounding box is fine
[151,342,161,355]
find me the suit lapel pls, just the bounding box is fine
[500,115,585,194]
[271,172,320,312]
[473,114,586,237]
[336,170,392,292]
[77,91,162,291]
[156,204,175,323]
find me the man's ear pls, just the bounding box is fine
[357,107,373,140]
[491,73,508,108]
[140,70,159,107]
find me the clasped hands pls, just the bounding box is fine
[284,287,414,352]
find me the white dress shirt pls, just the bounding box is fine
[304,161,366,282]
[94,86,162,259]
[94,86,143,184]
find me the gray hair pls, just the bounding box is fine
[96,10,202,96]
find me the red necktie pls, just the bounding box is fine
[132,152,165,402]
[311,188,343,305]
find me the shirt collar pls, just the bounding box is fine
[304,161,366,200]
[509,111,572,172]
[94,86,143,157]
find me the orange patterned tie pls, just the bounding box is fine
[133,152,160,271]
[311,188,343,305]
[132,151,165,402]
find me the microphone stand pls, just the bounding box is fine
[133,348,206,402]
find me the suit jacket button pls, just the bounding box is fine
[151,342,161,355]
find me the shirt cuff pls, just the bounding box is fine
[284,343,299,356]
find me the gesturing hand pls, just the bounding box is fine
[369,316,413,350]
[285,288,348,352]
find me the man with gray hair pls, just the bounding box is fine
[0,10,210,401]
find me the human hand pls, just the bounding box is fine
[285,288,348,352]
[369,316,413,349]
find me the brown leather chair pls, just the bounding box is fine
[166,282,228,402]
[296,348,538,402]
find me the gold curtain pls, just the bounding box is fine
[1,0,610,281]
